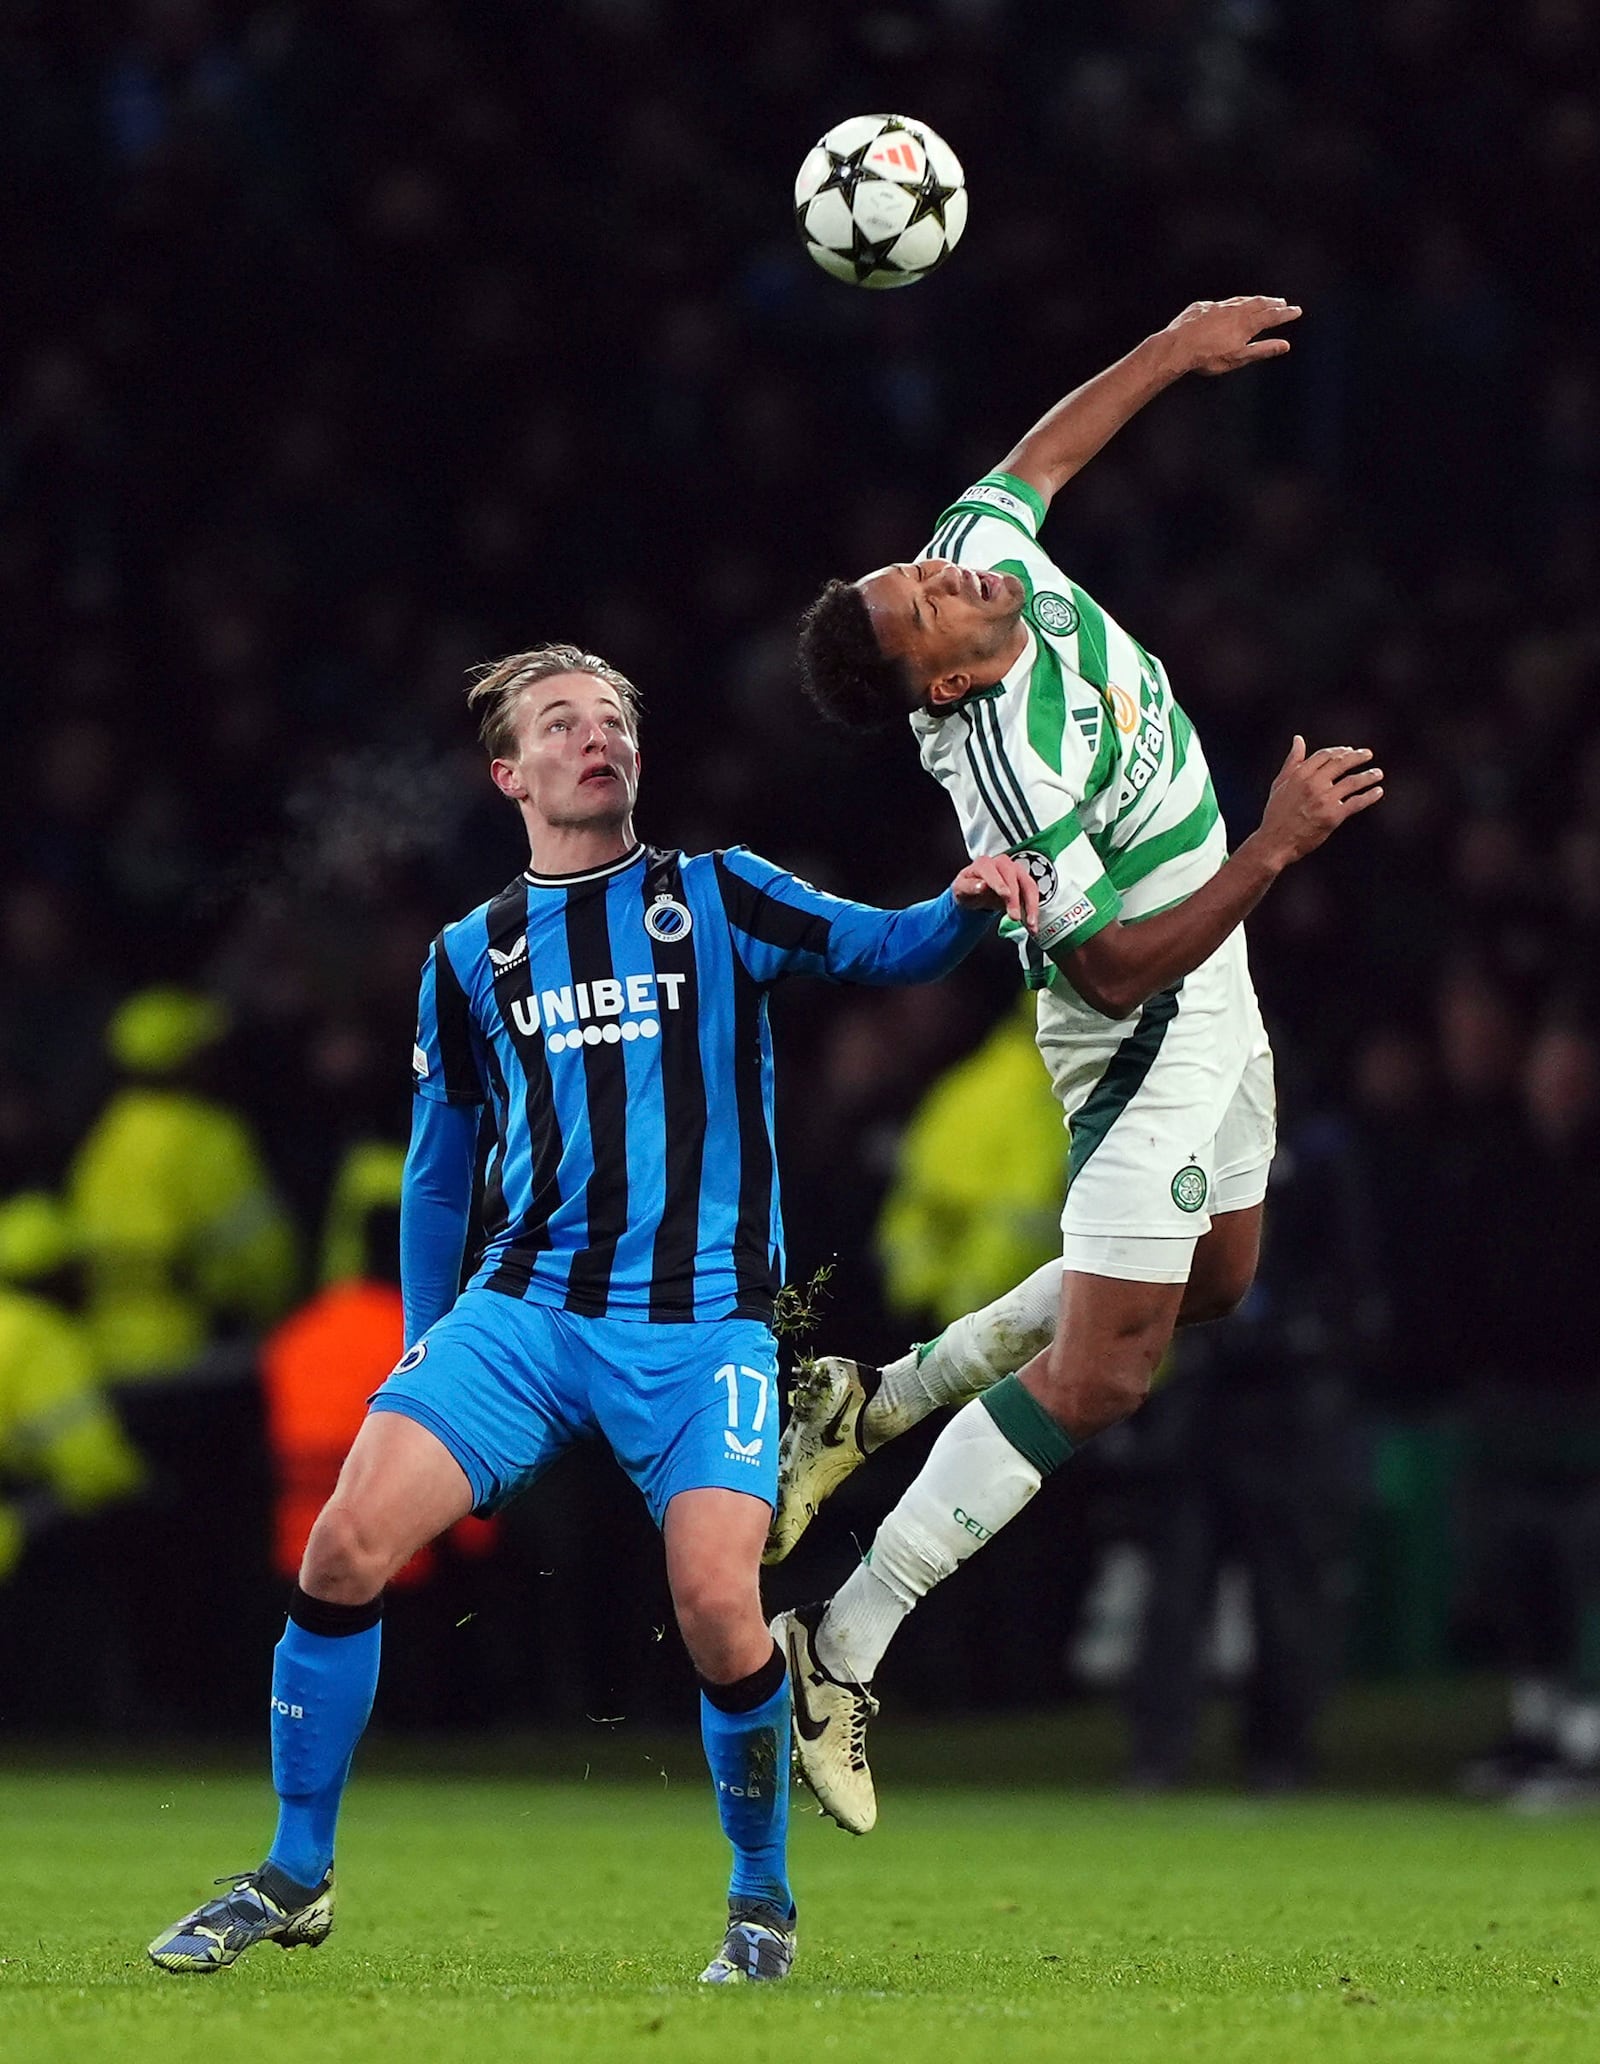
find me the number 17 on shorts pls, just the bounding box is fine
[715,1362,772,1466]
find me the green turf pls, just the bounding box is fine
[2,1757,1597,2063]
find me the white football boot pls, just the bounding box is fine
[763,1357,881,1566]
[772,1602,879,1835]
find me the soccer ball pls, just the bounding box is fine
[794,114,967,289]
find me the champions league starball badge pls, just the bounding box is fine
[1019,850,1058,904]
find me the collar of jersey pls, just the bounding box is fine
[523,842,645,888]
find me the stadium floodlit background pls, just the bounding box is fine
[2,3,1599,2057]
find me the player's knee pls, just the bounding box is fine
[672,1567,750,1636]
[300,1498,390,1603]
[1034,1328,1162,1437]
[671,1565,760,1670]
[1081,1357,1154,1428]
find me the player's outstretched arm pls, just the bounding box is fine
[717,848,1036,988]
[997,297,1302,513]
[827,854,1040,984]
[840,853,1039,983]
[1062,738,1382,1019]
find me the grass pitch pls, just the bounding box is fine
[2,1737,1597,2063]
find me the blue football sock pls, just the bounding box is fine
[265,1596,382,1889]
[699,1670,793,1917]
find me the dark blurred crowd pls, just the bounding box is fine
[2,1,1598,1773]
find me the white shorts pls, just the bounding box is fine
[1037,925,1275,1283]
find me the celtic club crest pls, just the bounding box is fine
[1030,591,1079,637]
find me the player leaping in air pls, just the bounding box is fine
[146,645,1034,1982]
[769,296,1385,1832]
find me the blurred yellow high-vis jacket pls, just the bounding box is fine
[0,1285,146,1579]
[68,1087,298,1381]
[877,996,1066,1328]
[319,1140,405,1291]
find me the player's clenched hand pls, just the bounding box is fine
[1164,296,1302,376]
[1257,736,1384,867]
[952,854,1039,932]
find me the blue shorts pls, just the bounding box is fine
[368,1288,780,1526]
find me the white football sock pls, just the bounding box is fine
[816,1398,1044,1684]
[865,1260,1061,1448]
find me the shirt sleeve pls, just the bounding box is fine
[412,932,486,1107]
[1011,808,1121,956]
[714,848,994,987]
[400,1093,479,1346]
[931,470,1047,544]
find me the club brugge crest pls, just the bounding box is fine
[644,894,693,943]
[393,1340,428,1374]
[1030,590,1078,637]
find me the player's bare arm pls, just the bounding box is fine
[1064,739,1382,1019]
[998,296,1302,510]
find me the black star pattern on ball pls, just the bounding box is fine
[848,218,903,284]
[906,170,958,234]
[815,141,875,209]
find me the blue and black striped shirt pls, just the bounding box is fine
[403,842,990,1334]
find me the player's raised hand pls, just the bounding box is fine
[1257,736,1384,866]
[1164,296,1302,376]
[952,853,1039,932]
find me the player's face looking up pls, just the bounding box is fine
[858,559,1027,709]
[489,670,641,836]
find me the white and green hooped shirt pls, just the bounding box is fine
[909,472,1227,990]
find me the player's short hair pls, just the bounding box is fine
[797,580,915,730]
[466,644,641,758]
